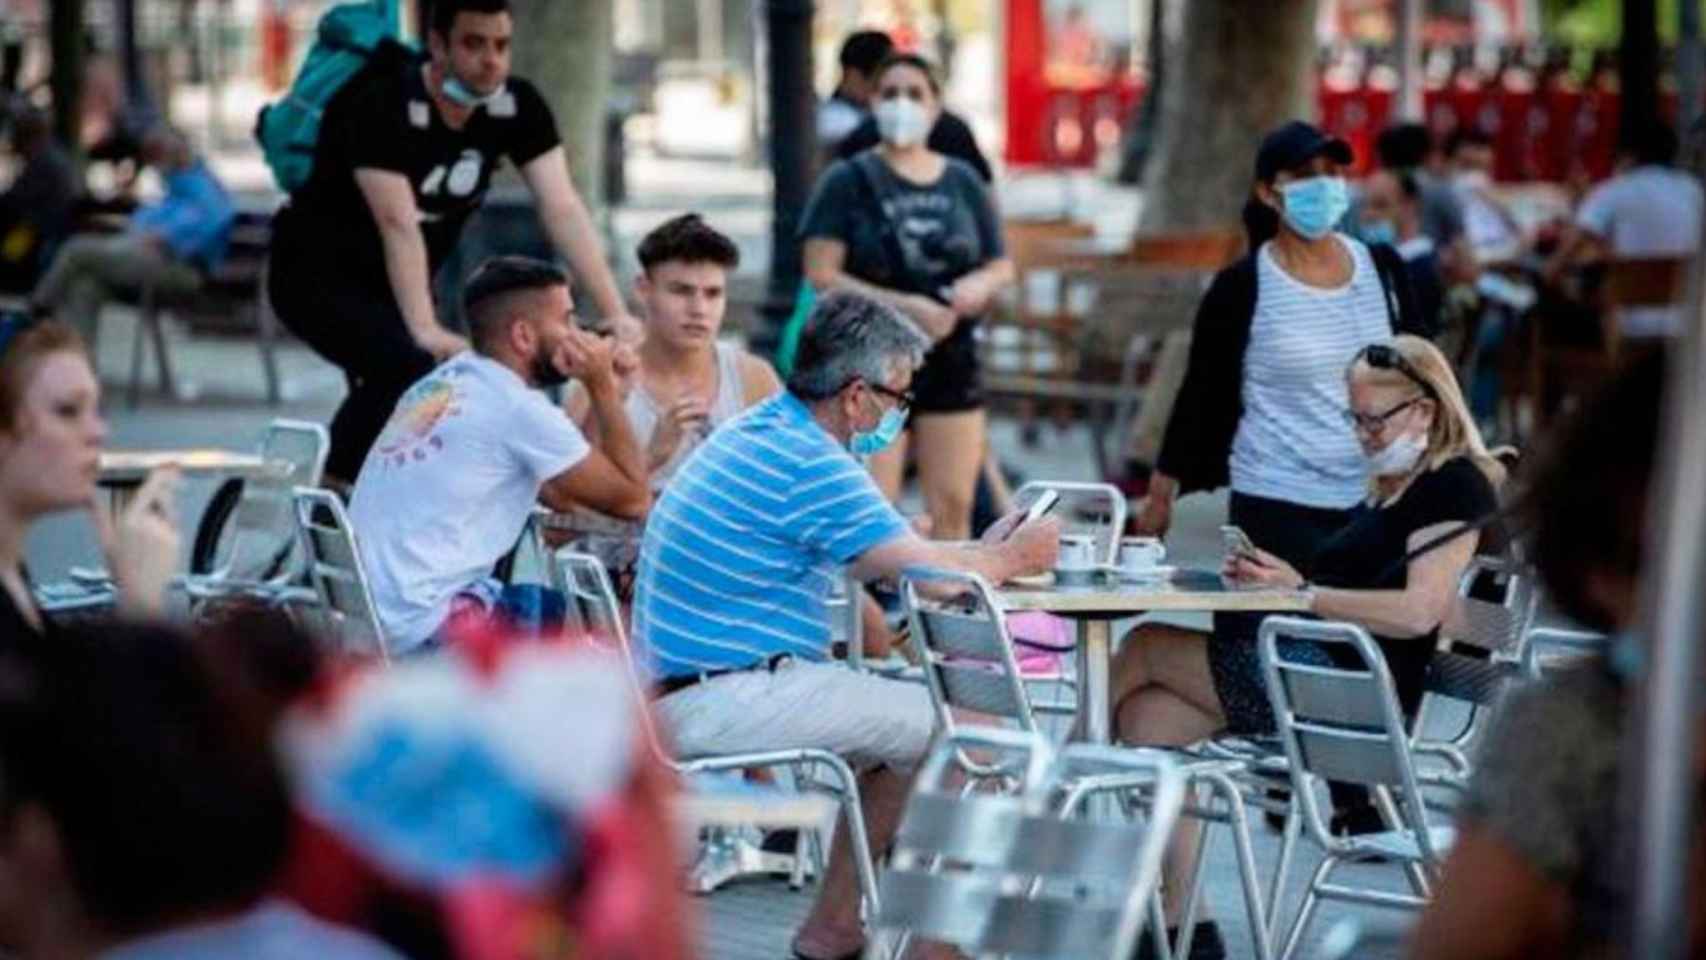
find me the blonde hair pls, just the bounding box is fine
[1346,335,1506,496]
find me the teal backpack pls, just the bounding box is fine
[255,0,409,194]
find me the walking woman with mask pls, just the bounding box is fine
[799,53,1014,541]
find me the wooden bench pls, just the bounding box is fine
[126,209,283,408]
[984,224,1243,474]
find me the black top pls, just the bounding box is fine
[0,575,46,648]
[799,153,1004,301]
[274,52,561,280]
[835,109,995,184]
[1155,242,1432,496]
[1307,456,1500,711]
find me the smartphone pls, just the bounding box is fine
[1220,524,1258,560]
[1017,488,1061,526]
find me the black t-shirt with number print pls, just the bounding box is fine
[274,53,561,282]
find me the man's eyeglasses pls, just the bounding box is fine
[1357,343,1436,398]
[1343,396,1424,434]
[867,382,915,410]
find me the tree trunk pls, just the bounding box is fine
[1138,0,1320,235]
[507,0,614,211]
[49,0,84,152]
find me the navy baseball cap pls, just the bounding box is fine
[1255,121,1354,181]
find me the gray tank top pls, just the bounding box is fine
[625,340,747,491]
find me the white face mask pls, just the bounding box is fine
[1366,430,1428,477]
[874,97,931,148]
[1455,169,1492,192]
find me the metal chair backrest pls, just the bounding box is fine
[1012,480,1126,565]
[1425,556,1540,707]
[900,566,1038,739]
[1259,616,1445,864]
[217,420,329,582]
[292,487,388,661]
[878,728,1184,959]
[552,548,629,655]
[560,549,677,766]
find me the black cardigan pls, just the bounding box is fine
[1156,241,1432,496]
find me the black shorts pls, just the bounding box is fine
[910,318,983,415]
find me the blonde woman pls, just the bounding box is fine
[1113,334,1503,744]
[1106,335,1504,945]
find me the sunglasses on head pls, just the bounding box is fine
[1358,343,1436,399]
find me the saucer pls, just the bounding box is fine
[1107,563,1176,582]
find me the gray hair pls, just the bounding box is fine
[786,290,929,400]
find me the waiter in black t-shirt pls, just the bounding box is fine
[269,0,637,484]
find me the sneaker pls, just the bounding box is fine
[1133,920,1226,960]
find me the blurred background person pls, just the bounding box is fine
[0,619,402,959]
[1410,348,1671,960]
[801,53,1013,541]
[0,319,179,638]
[1544,121,1704,342]
[28,127,234,355]
[0,106,75,295]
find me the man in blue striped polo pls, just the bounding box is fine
[633,290,1059,960]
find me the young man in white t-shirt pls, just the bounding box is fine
[349,256,650,653]
[1547,122,1704,339]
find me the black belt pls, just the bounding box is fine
[654,653,793,698]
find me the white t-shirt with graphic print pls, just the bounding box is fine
[350,353,590,650]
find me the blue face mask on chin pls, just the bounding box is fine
[850,405,908,458]
[1279,175,1351,240]
[441,73,506,109]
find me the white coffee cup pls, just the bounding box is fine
[1056,534,1098,572]
[1118,536,1167,572]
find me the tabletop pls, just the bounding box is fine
[995,567,1314,616]
[97,450,275,487]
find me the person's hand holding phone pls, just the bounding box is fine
[982,489,1058,545]
[1223,544,1305,589]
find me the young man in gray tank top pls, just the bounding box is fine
[566,213,780,478]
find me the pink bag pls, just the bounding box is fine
[1006,611,1074,676]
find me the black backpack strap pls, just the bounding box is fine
[1367,506,1513,587]
[849,151,932,298]
[1368,241,1435,338]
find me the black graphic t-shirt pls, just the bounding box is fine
[799,153,1003,304]
[276,55,561,279]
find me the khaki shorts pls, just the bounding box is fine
[655,658,936,770]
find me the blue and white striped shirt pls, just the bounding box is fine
[1230,235,1393,509]
[633,392,909,680]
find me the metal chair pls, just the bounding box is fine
[183,420,330,609]
[1258,617,1458,960]
[553,550,882,913]
[1409,556,1542,775]
[901,566,1277,960]
[1523,624,1611,675]
[873,726,1185,960]
[292,487,390,661]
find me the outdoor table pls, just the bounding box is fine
[995,568,1313,746]
[97,449,277,511]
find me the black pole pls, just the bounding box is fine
[115,0,156,119]
[48,0,85,151]
[754,0,815,357]
[1621,0,1660,143]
